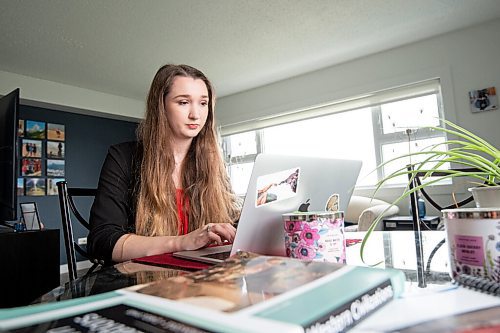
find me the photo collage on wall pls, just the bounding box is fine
[17,120,65,196]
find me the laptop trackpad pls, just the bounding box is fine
[173,244,232,265]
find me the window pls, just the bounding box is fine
[374,93,447,185]
[221,80,447,195]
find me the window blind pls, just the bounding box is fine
[220,79,440,136]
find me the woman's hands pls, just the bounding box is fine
[181,223,236,251]
[111,223,237,262]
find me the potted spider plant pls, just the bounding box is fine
[360,119,500,261]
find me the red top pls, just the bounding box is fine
[176,189,189,235]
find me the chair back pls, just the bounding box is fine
[56,181,99,282]
[409,167,478,216]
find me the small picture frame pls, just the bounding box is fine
[469,87,498,113]
[20,202,42,230]
[17,178,24,196]
[47,123,65,141]
[25,120,46,139]
[47,178,65,196]
[21,158,42,177]
[21,139,43,158]
[25,178,46,196]
[47,141,65,159]
[47,159,65,177]
[18,119,24,137]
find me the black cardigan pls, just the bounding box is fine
[88,141,141,264]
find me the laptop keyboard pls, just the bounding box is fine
[201,251,231,260]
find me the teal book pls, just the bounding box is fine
[0,291,299,333]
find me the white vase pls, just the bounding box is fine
[468,185,500,208]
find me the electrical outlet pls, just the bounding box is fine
[77,237,87,245]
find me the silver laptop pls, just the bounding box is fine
[173,154,362,264]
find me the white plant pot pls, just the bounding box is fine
[468,185,500,208]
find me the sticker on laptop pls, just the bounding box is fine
[325,193,340,212]
[256,167,299,207]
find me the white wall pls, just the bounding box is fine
[0,70,144,121]
[216,19,500,215]
[217,19,500,143]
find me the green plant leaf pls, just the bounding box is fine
[361,118,499,263]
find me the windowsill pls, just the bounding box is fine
[354,182,468,196]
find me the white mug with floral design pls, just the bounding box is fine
[283,211,345,263]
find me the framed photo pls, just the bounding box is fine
[25,120,46,139]
[25,178,46,196]
[20,202,41,230]
[17,178,24,196]
[21,158,42,177]
[47,123,65,141]
[47,141,65,159]
[47,159,65,177]
[18,119,24,137]
[21,139,42,158]
[47,178,64,196]
[469,87,498,113]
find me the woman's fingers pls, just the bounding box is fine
[209,232,223,245]
[206,223,236,244]
[183,223,236,250]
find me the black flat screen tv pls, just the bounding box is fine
[0,89,19,224]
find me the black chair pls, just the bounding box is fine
[408,167,479,228]
[56,181,102,282]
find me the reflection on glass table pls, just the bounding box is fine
[346,231,450,288]
[36,261,183,304]
[36,231,451,304]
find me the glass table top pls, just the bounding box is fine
[36,230,451,304]
[346,230,451,289]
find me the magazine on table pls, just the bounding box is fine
[129,251,406,333]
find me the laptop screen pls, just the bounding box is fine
[230,154,362,257]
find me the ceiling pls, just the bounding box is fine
[1,0,500,102]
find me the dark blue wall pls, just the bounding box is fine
[18,105,138,265]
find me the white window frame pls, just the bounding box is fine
[370,90,445,181]
[221,79,446,191]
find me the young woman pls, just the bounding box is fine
[88,64,241,264]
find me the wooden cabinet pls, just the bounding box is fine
[0,229,60,308]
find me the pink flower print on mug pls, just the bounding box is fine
[284,220,302,233]
[300,224,320,245]
[283,211,345,263]
[294,242,317,259]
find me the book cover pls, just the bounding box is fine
[8,303,217,333]
[0,292,300,333]
[135,251,406,333]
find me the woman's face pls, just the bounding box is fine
[164,76,209,141]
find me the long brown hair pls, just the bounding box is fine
[135,64,240,236]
